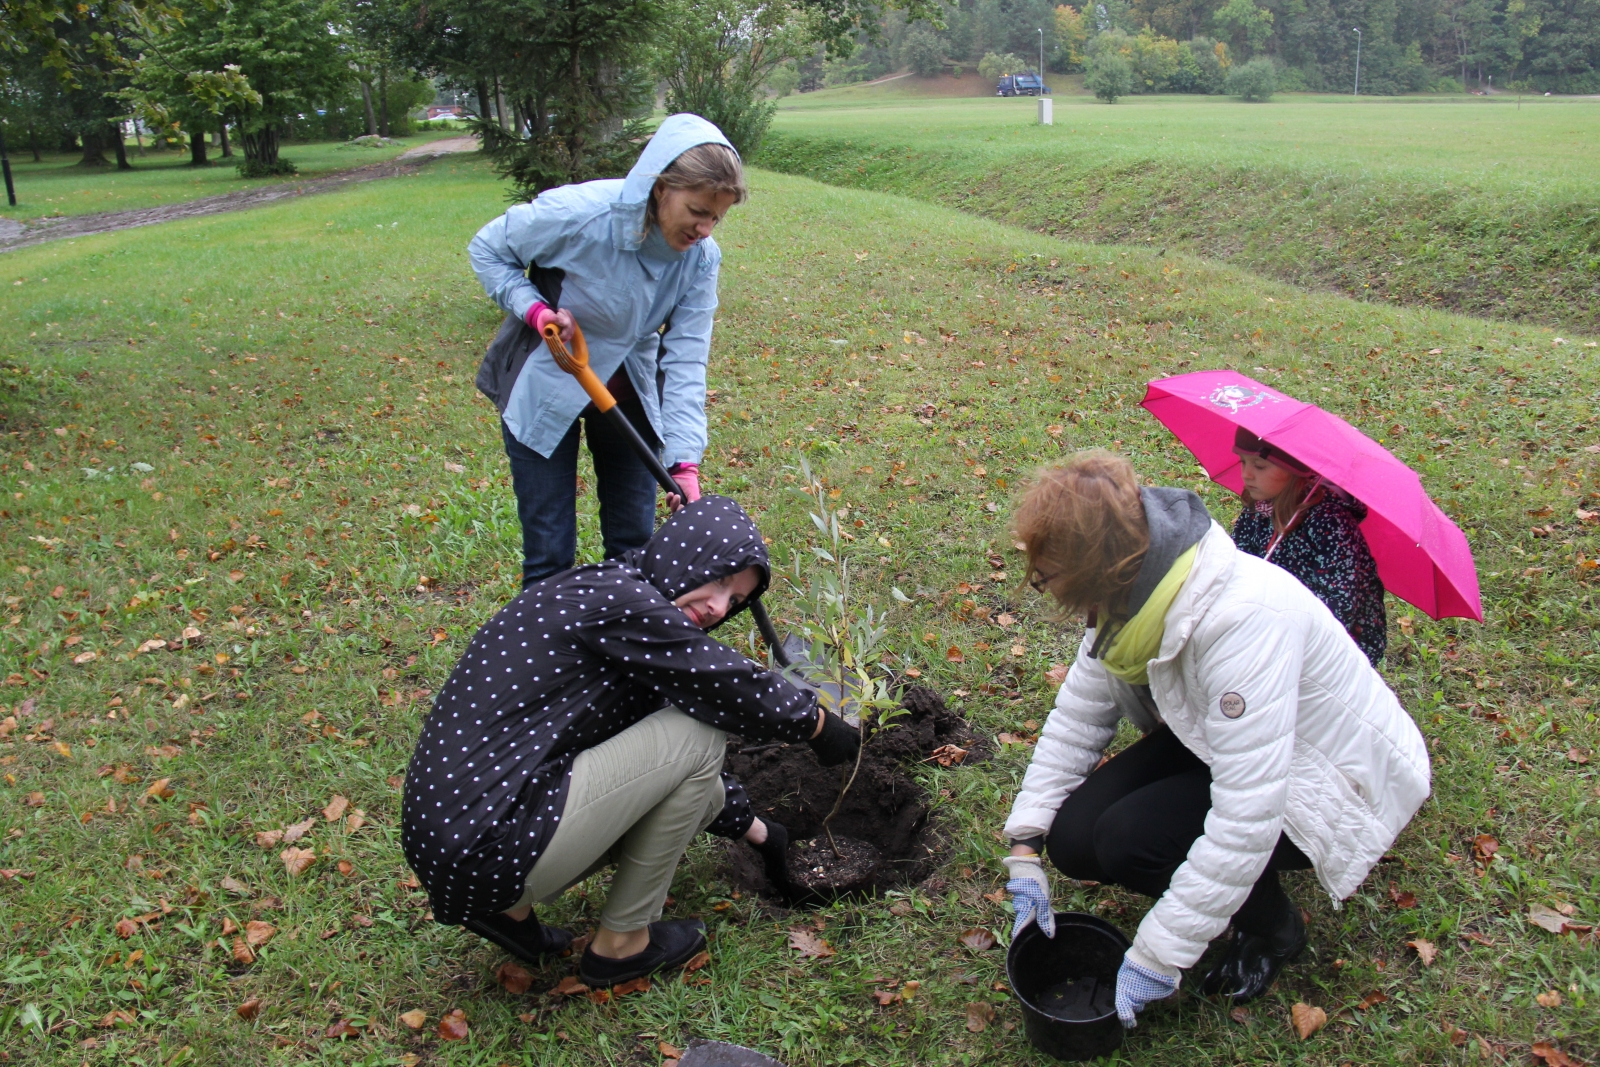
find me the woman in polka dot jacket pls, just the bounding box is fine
[401,496,859,987]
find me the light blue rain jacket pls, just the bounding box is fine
[467,114,733,467]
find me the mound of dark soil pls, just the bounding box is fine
[721,685,971,903]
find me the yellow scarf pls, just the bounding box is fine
[1100,545,1198,686]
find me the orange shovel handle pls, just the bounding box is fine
[542,321,615,414]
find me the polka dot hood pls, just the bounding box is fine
[400,495,816,924]
[624,494,772,619]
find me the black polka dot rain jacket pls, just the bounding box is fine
[401,496,818,923]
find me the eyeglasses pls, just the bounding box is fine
[1028,567,1057,594]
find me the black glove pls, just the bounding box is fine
[807,710,861,767]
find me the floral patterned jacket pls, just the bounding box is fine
[1232,494,1386,665]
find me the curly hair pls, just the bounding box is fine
[1012,451,1150,621]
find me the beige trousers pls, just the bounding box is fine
[514,706,726,932]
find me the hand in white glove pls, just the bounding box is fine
[1001,853,1055,939]
[1114,952,1179,1028]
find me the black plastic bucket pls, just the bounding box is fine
[1006,912,1131,1062]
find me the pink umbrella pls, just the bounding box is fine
[1141,370,1482,622]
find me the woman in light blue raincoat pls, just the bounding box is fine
[468,114,746,587]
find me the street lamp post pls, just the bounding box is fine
[1038,27,1045,80]
[1352,27,1363,96]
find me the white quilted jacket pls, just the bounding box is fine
[1004,522,1431,973]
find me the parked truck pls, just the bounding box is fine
[996,71,1051,96]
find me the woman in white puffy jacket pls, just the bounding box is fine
[1002,452,1429,1028]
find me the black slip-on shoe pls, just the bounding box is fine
[1201,916,1308,1002]
[462,913,575,964]
[750,820,793,895]
[578,919,707,988]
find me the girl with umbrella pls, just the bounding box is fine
[1230,428,1386,664]
[401,497,860,986]
[1001,451,1430,1022]
[468,114,744,588]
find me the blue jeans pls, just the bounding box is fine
[501,391,659,588]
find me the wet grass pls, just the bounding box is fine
[759,93,1600,331]
[0,132,461,222]
[0,156,1595,1066]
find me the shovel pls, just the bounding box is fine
[539,319,799,669]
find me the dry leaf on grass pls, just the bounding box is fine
[958,928,997,952]
[1472,834,1499,864]
[281,817,316,844]
[925,744,968,767]
[244,920,276,947]
[1356,990,1389,1011]
[231,938,255,965]
[683,950,711,974]
[220,876,250,896]
[965,1002,995,1033]
[1407,938,1437,966]
[220,917,239,936]
[613,976,652,996]
[945,646,965,663]
[1532,1042,1580,1067]
[114,918,139,939]
[345,811,366,833]
[325,1020,362,1039]
[279,847,315,876]
[1044,664,1069,687]
[788,928,836,959]
[549,976,590,996]
[496,961,535,995]
[872,989,900,1006]
[399,1009,427,1029]
[587,988,613,1005]
[253,830,283,849]
[235,998,262,1020]
[98,1009,137,1029]
[145,778,175,800]
[1529,903,1573,934]
[322,795,349,822]
[1536,989,1563,1008]
[901,980,921,1001]
[1290,1003,1327,1040]
[337,860,355,877]
[437,1009,468,1041]
[1229,1006,1251,1024]
[1387,881,1417,908]
[660,1040,684,1060]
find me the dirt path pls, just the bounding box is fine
[0,136,478,254]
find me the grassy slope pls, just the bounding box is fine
[759,93,1600,332]
[0,158,1596,1066]
[0,132,462,222]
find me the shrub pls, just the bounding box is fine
[978,52,1028,81]
[1225,56,1276,101]
[236,158,298,178]
[900,24,948,78]
[1085,52,1134,103]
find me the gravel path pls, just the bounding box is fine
[0,136,478,254]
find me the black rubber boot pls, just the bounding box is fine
[1200,907,1307,1002]
[462,912,575,964]
[578,919,707,988]
[750,819,794,895]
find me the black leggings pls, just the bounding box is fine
[1045,725,1311,938]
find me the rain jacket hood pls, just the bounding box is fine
[612,113,739,253]
[626,495,770,628]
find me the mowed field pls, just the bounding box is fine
[0,154,1596,1065]
[0,132,459,223]
[760,90,1600,330]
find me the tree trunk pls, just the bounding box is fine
[220,121,231,157]
[79,128,108,167]
[475,79,492,122]
[188,126,209,166]
[28,125,42,162]
[494,75,509,131]
[360,80,379,137]
[378,68,391,137]
[113,123,130,170]
[240,125,280,165]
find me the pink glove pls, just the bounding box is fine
[668,462,701,504]
[524,301,558,334]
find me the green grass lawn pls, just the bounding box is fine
[0,131,464,223]
[0,156,1596,1066]
[760,92,1600,331]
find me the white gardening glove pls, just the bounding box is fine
[1002,853,1055,939]
[1114,952,1180,1027]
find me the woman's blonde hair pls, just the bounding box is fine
[644,142,747,231]
[1013,451,1150,621]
